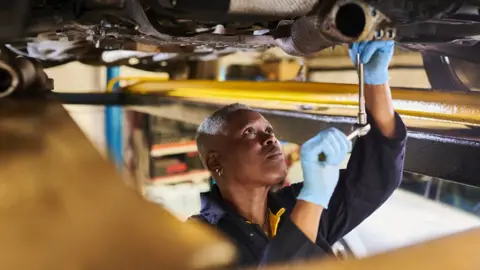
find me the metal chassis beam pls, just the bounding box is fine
[56,92,480,187]
[130,100,480,188]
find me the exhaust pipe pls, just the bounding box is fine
[0,62,20,98]
[276,0,396,56]
[0,55,52,98]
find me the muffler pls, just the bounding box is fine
[227,0,319,17]
[276,0,396,56]
[152,0,318,17]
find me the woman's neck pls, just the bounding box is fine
[220,183,269,225]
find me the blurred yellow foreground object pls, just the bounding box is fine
[0,97,236,270]
[265,229,480,270]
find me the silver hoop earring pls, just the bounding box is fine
[215,168,223,177]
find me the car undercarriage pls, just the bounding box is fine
[1,1,480,89]
[15,0,480,55]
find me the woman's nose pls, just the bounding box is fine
[262,133,277,146]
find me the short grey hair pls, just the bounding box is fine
[196,103,251,136]
[196,103,251,160]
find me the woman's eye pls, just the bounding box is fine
[266,127,274,134]
[244,127,255,135]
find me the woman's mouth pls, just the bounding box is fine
[266,149,284,160]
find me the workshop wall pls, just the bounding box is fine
[46,63,168,157]
[46,62,107,155]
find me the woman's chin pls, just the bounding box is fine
[263,169,287,186]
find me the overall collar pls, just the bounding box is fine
[199,184,287,225]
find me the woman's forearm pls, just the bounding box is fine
[365,83,396,138]
[290,200,323,242]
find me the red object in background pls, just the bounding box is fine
[187,151,199,158]
[166,162,188,174]
[152,141,196,151]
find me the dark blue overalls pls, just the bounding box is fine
[190,113,407,268]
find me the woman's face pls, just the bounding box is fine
[217,109,287,186]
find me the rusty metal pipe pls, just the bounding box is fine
[227,0,318,16]
[276,0,396,56]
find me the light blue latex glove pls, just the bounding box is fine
[348,41,395,85]
[298,128,352,209]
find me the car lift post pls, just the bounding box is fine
[105,66,123,170]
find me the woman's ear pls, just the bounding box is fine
[206,151,221,172]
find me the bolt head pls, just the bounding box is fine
[386,29,395,39]
[375,29,384,39]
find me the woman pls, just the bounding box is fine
[190,41,407,267]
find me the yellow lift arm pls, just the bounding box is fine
[125,79,480,125]
[269,229,480,270]
[118,79,480,187]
